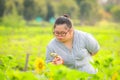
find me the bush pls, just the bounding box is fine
[110,5,120,22]
[2,14,25,27]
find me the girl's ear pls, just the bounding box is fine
[70,28,74,32]
[69,28,74,35]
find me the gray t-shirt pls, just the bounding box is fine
[46,30,100,74]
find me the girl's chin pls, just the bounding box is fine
[57,38,64,41]
[57,38,63,40]
[58,38,63,40]
[58,39,67,43]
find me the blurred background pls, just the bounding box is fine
[0,0,120,80]
[0,0,120,27]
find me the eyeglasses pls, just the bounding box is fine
[53,29,70,37]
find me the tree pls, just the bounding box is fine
[34,0,47,20]
[46,1,54,21]
[0,0,5,18]
[23,0,35,21]
[23,0,47,21]
[75,0,100,25]
[110,5,120,22]
[58,0,79,18]
[50,0,79,19]
[14,0,24,16]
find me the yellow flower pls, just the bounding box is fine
[112,72,118,80]
[49,77,54,80]
[35,58,45,73]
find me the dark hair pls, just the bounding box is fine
[53,14,72,29]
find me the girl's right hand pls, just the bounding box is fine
[52,56,64,65]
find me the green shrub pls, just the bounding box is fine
[110,5,120,22]
[2,14,25,27]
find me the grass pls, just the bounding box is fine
[0,22,120,80]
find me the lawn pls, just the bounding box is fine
[0,22,120,80]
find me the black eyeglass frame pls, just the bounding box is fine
[53,29,70,37]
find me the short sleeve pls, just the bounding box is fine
[45,46,54,63]
[85,33,100,55]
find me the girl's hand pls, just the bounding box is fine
[52,56,64,65]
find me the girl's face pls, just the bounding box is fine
[53,24,73,42]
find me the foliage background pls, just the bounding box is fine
[0,0,120,80]
[0,0,120,26]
